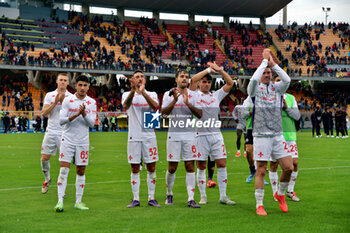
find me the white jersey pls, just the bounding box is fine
[232,104,246,124]
[122,90,158,141]
[247,59,291,137]
[162,89,201,140]
[60,94,97,145]
[44,90,72,134]
[195,88,228,135]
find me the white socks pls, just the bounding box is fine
[166,171,175,195]
[269,171,278,195]
[288,171,298,193]
[131,172,140,201]
[217,167,228,199]
[197,169,206,198]
[278,182,289,196]
[41,160,50,182]
[57,167,69,203]
[186,172,196,202]
[255,188,264,208]
[147,171,156,200]
[75,174,85,204]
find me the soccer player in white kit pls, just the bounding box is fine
[248,49,294,215]
[269,77,301,202]
[189,62,236,206]
[232,98,246,157]
[40,73,72,194]
[54,75,96,212]
[122,70,160,208]
[162,70,203,208]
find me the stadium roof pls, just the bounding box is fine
[74,0,292,18]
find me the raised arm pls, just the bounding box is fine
[247,50,270,97]
[209,62,233,93]
[270,57,291,94]
[189,68,211,91]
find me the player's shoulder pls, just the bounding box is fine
[65,91,73,97]
[86,95,96,103]
[122,91,130,97]
[145,90,157,96]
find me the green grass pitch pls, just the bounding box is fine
[0,131,349,233]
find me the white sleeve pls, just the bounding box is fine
[273,64,291,94]
[150,92,159,105]
[232,106,238,120]
[215,87,229,102]
[189,90,202,109]
[121,92,128,105]
[43,93,51,105]
[241,99,251,119]
[247,59,268,97]
[83,100,96,128]
[285,98,301,121]
[161,91,172,109]
[59,98,70,125]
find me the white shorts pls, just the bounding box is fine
[196,134,227,161]
[59,140,89,166]
[286,141,298,159]
[254,135,290,162]
[236,123,246,131]
[127,138,158,164]
[167,139,198,162]
[41,133,61,155]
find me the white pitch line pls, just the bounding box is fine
[1,165,349,192]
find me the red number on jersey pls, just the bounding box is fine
[80,151,89,159]
[192,145,197,153]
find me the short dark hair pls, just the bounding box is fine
[175,69,190,79]
[201,74,212,81]
[133,70,143,76]
[76,75,89,84]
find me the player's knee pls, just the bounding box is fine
[185,163,195,172]
[76,167,85,176]
[270,162,278,172]
[168,168,176,174]
[293,161,298,170]
[197,162,206,170]
[41,154,50,161]
[146,164,156,173]
[257,166,266,176]
[245,146,253,153]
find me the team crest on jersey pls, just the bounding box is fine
[143,110,161,129]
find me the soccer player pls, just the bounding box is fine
[248,49,293,215]
[161,69,202,208]
[122,70,160,208]
[232,98,246,157]
[241,96,256,183]
[269,77,301,202]
[189,62,235,205]
[241,97,269,185]
[40,73,71,194]
[54,75,96,212]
